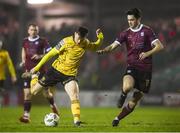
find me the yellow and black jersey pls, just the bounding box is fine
[52,36,101,76]
[0,50,16,80]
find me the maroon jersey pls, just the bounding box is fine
[115,24,158,72]
[23,35,51,71]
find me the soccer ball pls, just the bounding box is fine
[44,113,59,127]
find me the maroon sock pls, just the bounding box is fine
[24,100,31,113]
[47,97,59,115]
[47,97,54,105]
[117,104,134,120]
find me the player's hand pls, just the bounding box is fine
[11,76,17,83]
[139,52,149,60]
[30,68,37,74]
[19,62,25,67]
[31,54,42,60]
[96,29,104,40]
[21,70,32,78]
[96,49,106,54]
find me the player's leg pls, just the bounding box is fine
[64,80,81,126]
[30,72,46,95]
[19,88,32,123]
[43,87,59,116]
[0,80,5,108]
[31,68,59,95]
[112,91,143,126]
[19,78,32,123]
[117,75,135,108]
[30,74,39,88]
[30,81,45,95]
[21,72,44,95]
[0,89,2,107]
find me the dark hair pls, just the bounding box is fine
[77,26,88,38]
[28,23,38,28]
[126,8,142,19]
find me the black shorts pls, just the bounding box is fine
[0,80,5,92]
[124,66,152,93]
[39,67,77,87]
[0,80,4,88]
[23,73,44,88]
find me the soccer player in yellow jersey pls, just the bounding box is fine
[29,26,103,126]
[0,40,17,107]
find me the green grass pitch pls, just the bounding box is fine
[0,106,180,132]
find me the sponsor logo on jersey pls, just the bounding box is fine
[24,82,28,87]
[140,32,144,36]
[35,41,39,45]
[127,70,131,73]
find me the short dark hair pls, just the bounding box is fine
[77,26,88,38]
[28,23,38,28]
[126,8,142,19]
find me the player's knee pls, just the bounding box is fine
[24,92,32,100]
[30,77,38,88]
[133,91,143,101]
[30,89,35,96]
[31,82,43,95]
[71,94,79,101]
[65,80,79,101]
[42,90,47,98]
[123,84,133,92]
[30,86,37,95]
[43,89,53,98]
[128,101,136,109]
[69,92,79,101]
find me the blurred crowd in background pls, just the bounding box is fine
[0,2,180,96]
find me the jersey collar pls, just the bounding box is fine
[130,24,143,32]
[28,35,40,42]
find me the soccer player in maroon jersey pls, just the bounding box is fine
[97,8,164,126]
[19,24,59,123]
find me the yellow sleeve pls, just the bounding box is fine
[6,52,16,78]
[34,47,59,71]
[85,32,104,51]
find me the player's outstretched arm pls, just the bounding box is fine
[31,48,59,74]
[97,42,119,54]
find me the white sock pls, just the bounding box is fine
[24,111,30,118]
[114,117,119,120]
